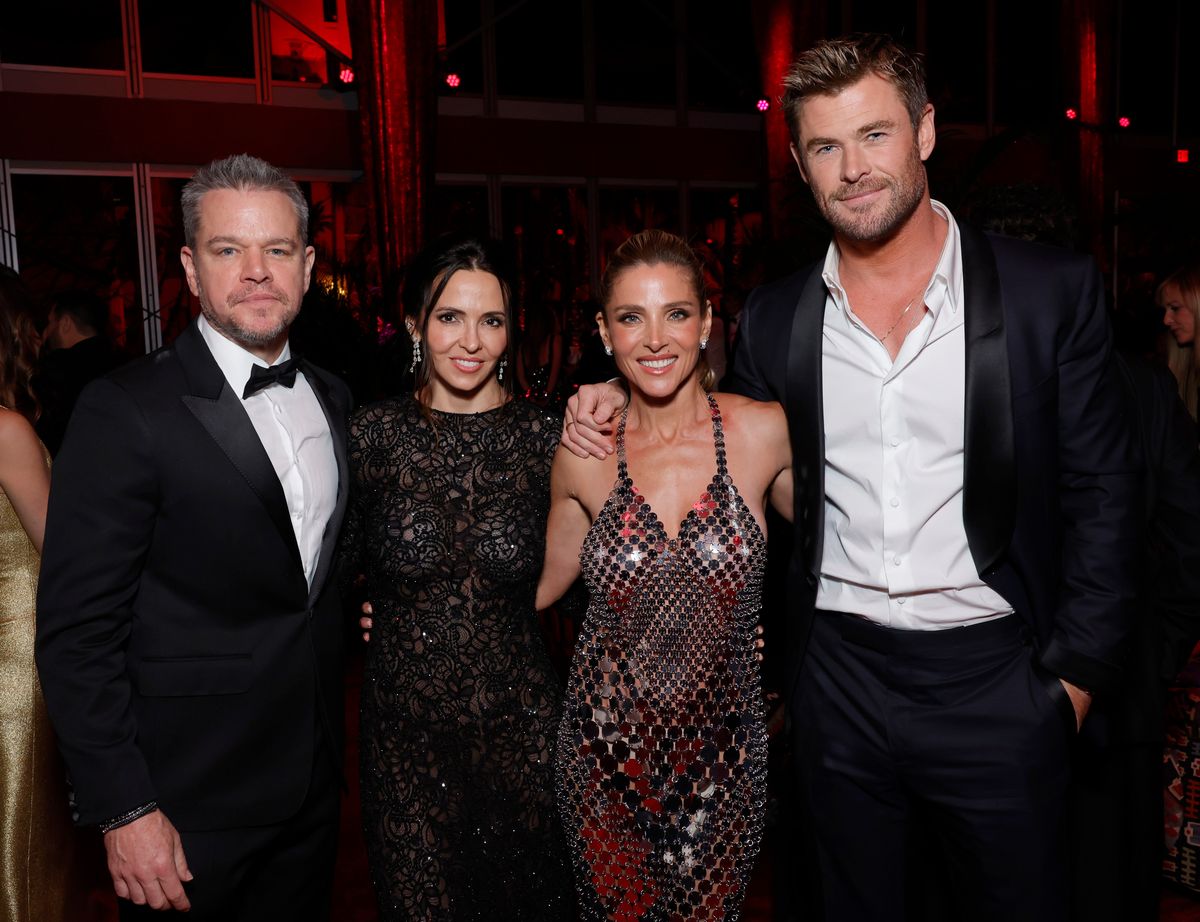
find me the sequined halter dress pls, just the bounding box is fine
[557,394,769,921]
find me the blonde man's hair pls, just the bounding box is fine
[782,33,928,147]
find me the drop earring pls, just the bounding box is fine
[604,344,613,356]
[497,358,507,383]
[700,338,708,351]
[409,338,422,373]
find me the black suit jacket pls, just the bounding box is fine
[35,321,351,831]
[1086,354,1200,746]
[726,224,1141,695]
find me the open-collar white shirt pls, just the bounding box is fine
[816,200,1013,629]
[198,315,337,588]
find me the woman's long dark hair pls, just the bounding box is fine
[402,235,515,407]
[0,267,41,421]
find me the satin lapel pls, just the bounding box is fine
[303,366,349,604]
[175,324,303,572]
[960,224,1016,576]
[785,268,828,582]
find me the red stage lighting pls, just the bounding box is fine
[555,228,565,237]
[1118,116,1130,128]
[445,73,461,88]
[756,98,770,112]
[1065,108,1078,120]
[338,64,354,84]
[1178,149,1190,164]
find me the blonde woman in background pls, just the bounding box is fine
[0,266,89,922]
[1158,263,1200,425]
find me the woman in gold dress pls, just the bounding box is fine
[0,267,89,922]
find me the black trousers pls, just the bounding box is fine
[1068,739,1164,922]
[119,736,341,922]
[792,611,1075,922]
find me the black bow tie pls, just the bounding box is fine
[242,356,302,399]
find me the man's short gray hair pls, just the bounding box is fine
[181,154,309,249]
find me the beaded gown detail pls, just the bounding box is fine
[343,395,574,921]
[558,394,768,921]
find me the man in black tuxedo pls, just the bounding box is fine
[36,154,351,920]
[562,35,1139,921]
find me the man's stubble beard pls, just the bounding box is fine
[818,142,928,244]
[198,284,298,350]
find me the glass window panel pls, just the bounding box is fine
[13,174,145,356]
[595,0,677,107]
[430,184,490,240]
[149,177,196,347]
[495,0,584,100]
[1,0,124,70]
[139,0,255,78]
[1182,1,1200,142]
[1117,0,1175,136]
[440,0,484,95]
[502,185,590,303]
[685,1,760,113]
[995,0,1061,127]
[849,0,917,44]
[269,13,329,84]
[926,0,986,123]
[597,187,679,275]
[267,1,352,84]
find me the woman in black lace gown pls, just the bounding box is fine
[537,230,794,920]
[343,237,573,920]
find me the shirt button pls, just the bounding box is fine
[890,497,900,507]
[890,437,900,447]
[897,597,907,605]
[893,556,902,567]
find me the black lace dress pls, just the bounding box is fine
[557,395,769,921]
[343,395,574,921]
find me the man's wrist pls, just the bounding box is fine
[99,800,158,834]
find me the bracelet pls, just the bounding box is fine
[99,801,158,834]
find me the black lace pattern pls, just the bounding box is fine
[343,395,574,921]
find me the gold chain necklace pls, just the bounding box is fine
[879,285,928,341]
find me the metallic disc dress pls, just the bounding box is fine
[557,394,768,921]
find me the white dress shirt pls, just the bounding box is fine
[198,316,338,587]
[816,201,1013,629]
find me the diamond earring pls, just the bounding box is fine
[604,344,613,356]
[409,339,422,373]
[497,357,507,383]
[700,338,708,351]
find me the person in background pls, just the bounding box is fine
[516,298,564,410]
[0,266,89,922]
[1158,264,1200,429]
[1067,349,1200,921]
[34,289,121,455]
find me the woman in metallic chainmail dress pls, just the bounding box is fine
[537,230,793,921]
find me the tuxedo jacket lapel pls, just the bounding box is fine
[786,267,829,583]
[960,224,1016,577]
[175,324,304,574]
[303,365,349,604]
